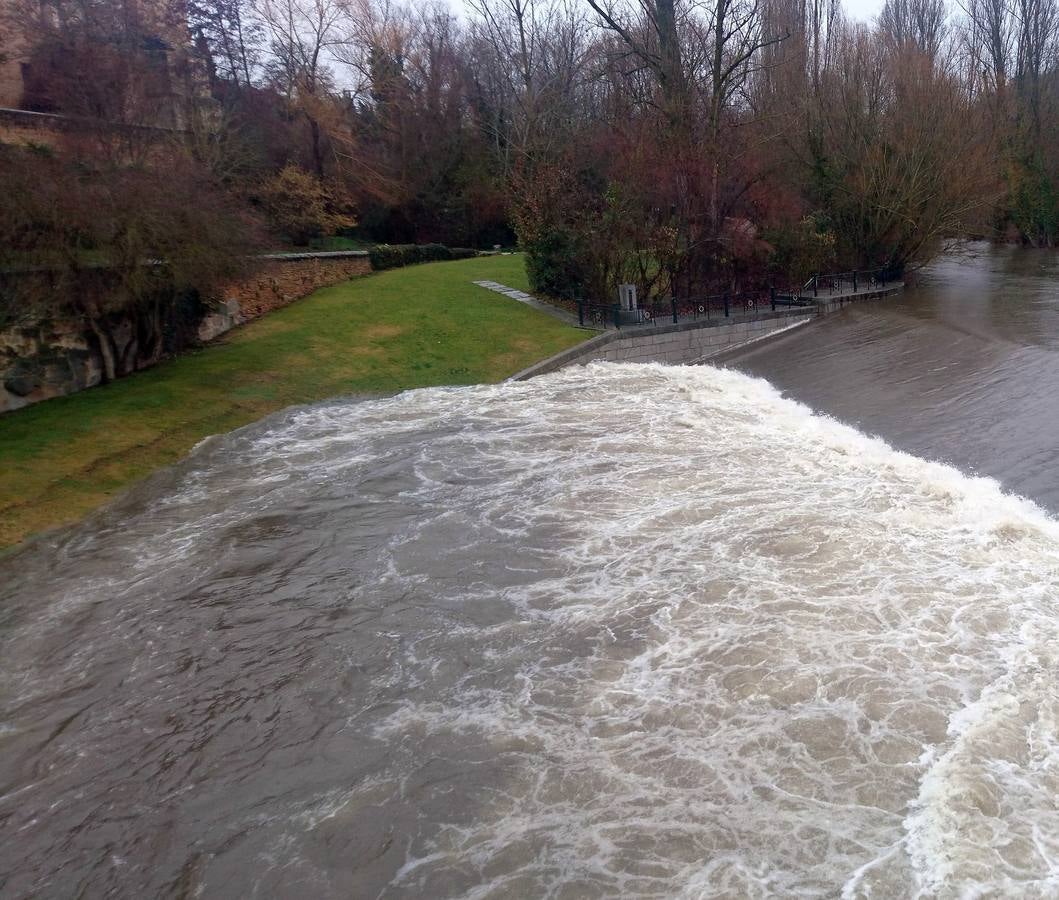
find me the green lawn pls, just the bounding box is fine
[0,254,586,550]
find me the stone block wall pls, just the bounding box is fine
[197,252,372,341]
[813,284,903,314]
[0,108,70,149]
[0,21,29,110]
[1,251,373,413]
[509,312,814,381]
[0,107,169,150]
[220,252,372,321]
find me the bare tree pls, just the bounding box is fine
[583,0,688,125]
[1013,0,1059,134]
[879,0,948,59]
[188,0,263,88]
[962,0,1013,92]
[255,0,353,174]
[464,0,590,168]
[813,22,997,266]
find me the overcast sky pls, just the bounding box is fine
[842,0,884,21]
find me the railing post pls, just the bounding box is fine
[724,293,730,317]
[671,297,678,324]
[578,300,584,327]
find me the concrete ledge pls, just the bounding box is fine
[509,281,907,382]
[700,317,813,364]
[814,284,904,311]
[257,250,370,260]
[508,310,812,381]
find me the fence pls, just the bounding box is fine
[554,265,901,330]
[569,289,800,330]
[778,267,900,302]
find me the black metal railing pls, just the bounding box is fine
[643,291,772,323]
[570,290,804,330]
[793,266,899,299]
[562,266,901,330]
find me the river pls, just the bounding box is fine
[1,244,1059,898]
[735,241,1059,514]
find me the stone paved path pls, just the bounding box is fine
[472,280,584,327]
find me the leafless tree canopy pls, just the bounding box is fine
[2,0,1058,327]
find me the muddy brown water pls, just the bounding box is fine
[734,241,1059,514]
[2,243,1059,898]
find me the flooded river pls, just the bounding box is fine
[2,245,1059,897]
[736,242,1059,514]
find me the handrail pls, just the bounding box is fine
[790,266,898,300]
[571,288,795,329]
[563,265,900,329]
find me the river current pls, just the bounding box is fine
[3,246,1059,898]
[736,242,1059,514]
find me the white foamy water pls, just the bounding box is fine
[2,362,1059,898]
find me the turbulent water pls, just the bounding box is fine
[3,360,1059,898]
[736,242,1059,515]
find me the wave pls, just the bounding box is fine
[2,362,1059,897]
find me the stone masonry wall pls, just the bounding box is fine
[197,252,372,341]
[2,251,373,413]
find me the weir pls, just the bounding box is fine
[507,270,904,381]
[509,311,815,379]
[4,361,1056,897]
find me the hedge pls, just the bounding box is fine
[369,243,478,271]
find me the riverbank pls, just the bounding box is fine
[0,254,587,550]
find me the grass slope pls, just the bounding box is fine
[0,254,584,549]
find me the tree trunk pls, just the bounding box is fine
[309,115,325,177]
[86,316,118,383]
[657,0,683,123]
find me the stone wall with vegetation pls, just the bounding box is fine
[1,251,372,413]
[197,252,372,340]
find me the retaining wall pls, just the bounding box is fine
[1,251,372,413]
[509,282,905,382]
[510,311,813,381]
[813,284,903,313]
[197,251,372,341]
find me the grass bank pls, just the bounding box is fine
[0,254,585,550]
